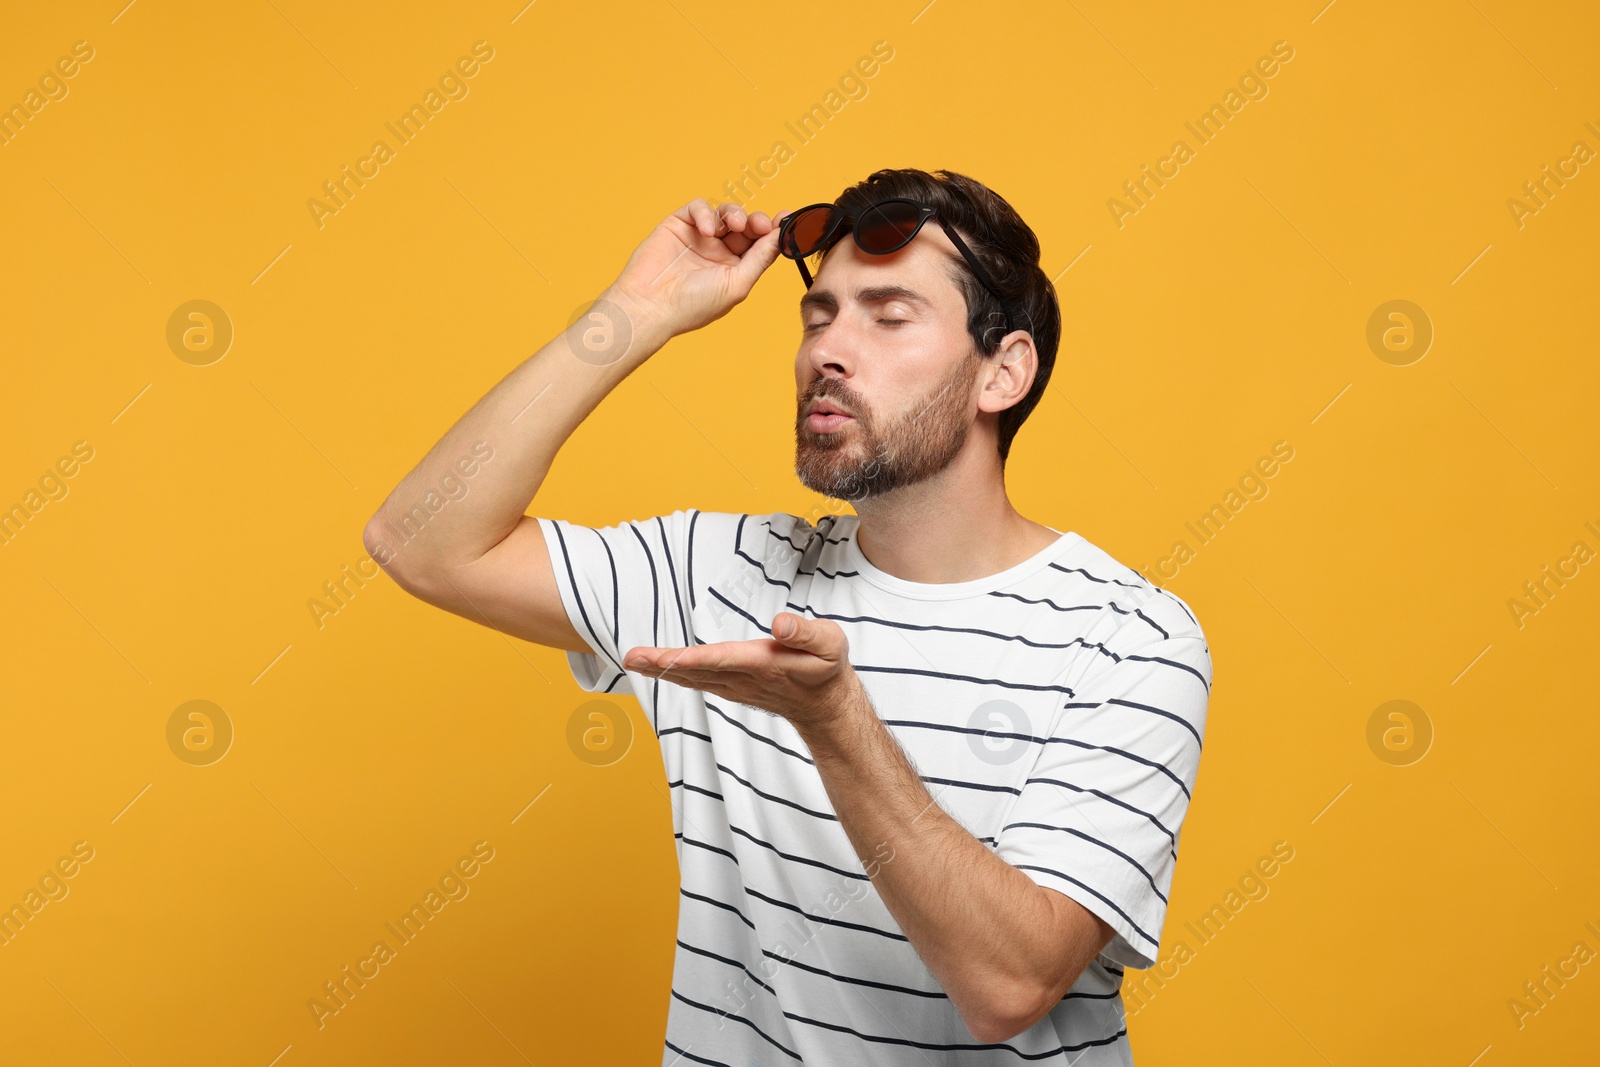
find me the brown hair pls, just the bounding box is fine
[813,167,1061,467]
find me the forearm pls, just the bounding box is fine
[797,689,1070,1041]
[363,285,669,574]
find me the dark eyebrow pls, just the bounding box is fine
[799,284,932,315]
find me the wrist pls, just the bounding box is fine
[597,283,675,354]
[798,676,875,757]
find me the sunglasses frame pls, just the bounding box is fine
[777,197,1017,339]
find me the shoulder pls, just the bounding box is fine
[675,510,814,557]
[1048,537,1214,739]
[1054,532,1210,656]
[678,510,826,586]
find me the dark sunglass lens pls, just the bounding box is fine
[855,201,924,252]
[784,207,838,257]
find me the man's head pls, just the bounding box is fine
[791,168,1061,504]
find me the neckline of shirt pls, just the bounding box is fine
[830,514,1085,601]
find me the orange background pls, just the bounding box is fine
[2,1,1596,1063]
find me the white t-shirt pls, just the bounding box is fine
[538,509,1212,1065]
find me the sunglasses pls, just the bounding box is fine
[777,197,1017,338]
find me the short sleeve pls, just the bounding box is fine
[993,630,1212,970]
[536,510,697,697]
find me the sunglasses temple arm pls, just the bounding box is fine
[945,229,1017,336]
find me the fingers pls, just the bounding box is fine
[676,199,735,238]
[671,199,720,238]
[628,639,774,673]
[725,206,790,236]
[675,199,787,240]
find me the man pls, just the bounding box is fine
[365,167,1211,1064]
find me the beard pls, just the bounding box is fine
[794,350,982,503]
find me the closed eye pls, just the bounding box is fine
[803,318,907,332]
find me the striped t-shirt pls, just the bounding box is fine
[538,509,1212,1065]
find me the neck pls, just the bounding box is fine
[848,451,1060,585]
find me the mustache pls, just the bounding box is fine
[801,390,863,415]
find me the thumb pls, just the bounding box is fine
[771,611,809,643]
[772,612,849,664]
[733,223,786,292]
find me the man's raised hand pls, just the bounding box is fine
[605,199,791,344]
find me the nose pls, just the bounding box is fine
[804,315,857,381]
[800,350,853,414]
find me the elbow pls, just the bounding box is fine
[964,979,1053,1045]
[362,515,392,571]
[968,1013,1033,1046]
[362,514,415,590]
[969,1014,1039,1046]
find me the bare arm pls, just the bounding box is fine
[362,199,790,647]
[799,683,1115,1043]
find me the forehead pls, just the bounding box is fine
[802,228,964,310]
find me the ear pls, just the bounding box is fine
[978,331,1037,415]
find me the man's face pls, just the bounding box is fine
[793,225,985,503]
